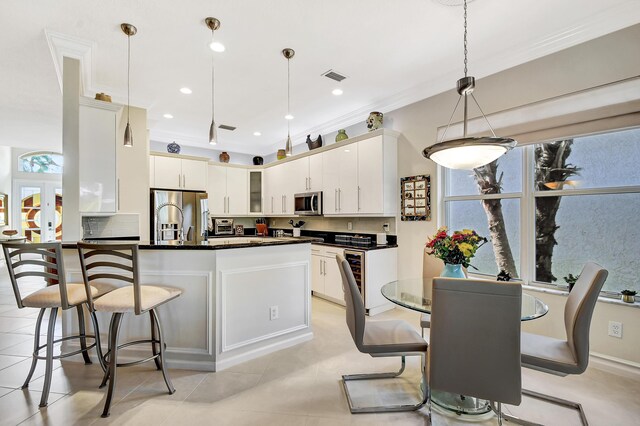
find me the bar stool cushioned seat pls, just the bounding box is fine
[94,286,181,313]
[22,284,100,308]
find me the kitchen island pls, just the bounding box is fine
[60,237,316,371]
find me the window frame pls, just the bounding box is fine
[441,126,640,298]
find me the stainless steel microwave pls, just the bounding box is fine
[294,192,322,216]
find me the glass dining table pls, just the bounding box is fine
[381,278,549,416]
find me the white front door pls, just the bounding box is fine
[13,181,62,242]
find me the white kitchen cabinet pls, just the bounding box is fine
[78,99,120,214]
[264,161,295,215]
[308,155,323,192]
[151,155,208,191]
[248,170,263,215]
[322,132,397,216]
[207,165,248,216]
[289,156,323,194]
[311,245,345,306]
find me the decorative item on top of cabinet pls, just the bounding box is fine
[219,151,230,163]
[253,156,264,165]
[167,141,181,154]
[277,149,287,160]
[94,92,112,102]
[235,224,244,235]
[335,129,348,142]
[400,174,431,221]
[306,134,323,150]
[366,112,383,131]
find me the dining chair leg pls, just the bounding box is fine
[39,307,58,407]
[76,305,92,365]
[152,309,175,394]
[102,312,123,418]
[149,310,161,370]
[99,313,119,389]
[90,311,107,372]
[22,308,45,389]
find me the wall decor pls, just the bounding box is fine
[235,224,244,235]
[400,175,431,221]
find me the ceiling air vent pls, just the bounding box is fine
[218,124,236,131]
[321,70,347,82]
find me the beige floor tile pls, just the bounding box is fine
[184,371,261,404]
[19,390,106,426]
[0,357,61,389]
[0,388,65,426]
[0,354,28,371]
[0,318,36,333]
[0,333,33,352]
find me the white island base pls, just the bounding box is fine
[61,243,313,371]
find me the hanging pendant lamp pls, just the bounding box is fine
[422,0,515,170]
[121,23,137,147]
[283,48,295,157]
[206,17,221,145]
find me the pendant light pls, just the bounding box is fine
[206,17,221,145]
[422,0,516,169]
[283,48,295,157]
[121,23,137,147]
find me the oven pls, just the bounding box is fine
[214,218,234,235]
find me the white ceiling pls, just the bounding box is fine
[1,0,639,156]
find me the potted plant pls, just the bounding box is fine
[621,290,637,303]
[563,273,579,292]
[425,227,488,278]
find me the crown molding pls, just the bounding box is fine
[45,29,96,95]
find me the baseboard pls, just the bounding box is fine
[590,352,640,379]
[215,331,314,371]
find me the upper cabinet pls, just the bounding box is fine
[207,165,248,216]
[78,98,121,214]
[322,132,397,216]
[150,154,208,191]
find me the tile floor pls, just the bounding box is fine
[0,264,639,425]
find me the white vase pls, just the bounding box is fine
[293,228,301,237]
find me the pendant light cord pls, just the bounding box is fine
[211,29,215,122]
[127,33,131,124]
[287,57,291,136]
[463,0,468,78]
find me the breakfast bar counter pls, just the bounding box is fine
[60,238,314,371]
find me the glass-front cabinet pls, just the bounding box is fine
[248,170,263,215]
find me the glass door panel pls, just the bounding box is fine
[20,186,43,242]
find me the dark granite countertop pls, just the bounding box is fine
[311,241,398,251]
[62,236,321,250]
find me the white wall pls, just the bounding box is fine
[386,24,640,364]
[61,57,81,241]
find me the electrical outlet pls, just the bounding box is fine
[383,223,390,232]
[347,221,353,230]
[270,305,279,321]
[608,321,623,338]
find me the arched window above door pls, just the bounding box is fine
[18,151,63,174]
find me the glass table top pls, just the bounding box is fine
[381,278,549,321]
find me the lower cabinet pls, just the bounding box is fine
[311,245,345,305]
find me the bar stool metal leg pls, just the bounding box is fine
[40,307,58,407]
[90,311,107,372]
[149,310,161,370]
[152,309,175,394]
[102,312,123,418]
[76,305,92,365]
[22,308,45,389]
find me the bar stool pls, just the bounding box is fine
[76,242,182,418]
[1,241,107,407]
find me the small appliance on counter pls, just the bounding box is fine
[255,218,268,236]
[214,218,234,235]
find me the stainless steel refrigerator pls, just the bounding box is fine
[151,190,209,243]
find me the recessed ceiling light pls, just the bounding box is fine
[284,114,294,120]
[209,41,225,52]
[163,113,173,119]
[332,88,343,96]
[253,131,261,136]
[180,87,192,94]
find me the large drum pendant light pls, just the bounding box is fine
[206,17,221,145]
[282,48,295,157]
[422,0,516,169]
[121,23,137,147]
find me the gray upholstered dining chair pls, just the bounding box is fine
[1,241,108,407]
[77,242,182,418]
[519,262,608,426]
[420,250,467,336]
[429,277,527,425]
[336,255,428,413]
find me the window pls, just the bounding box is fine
[444,127,640,295]
[18,151,63,174]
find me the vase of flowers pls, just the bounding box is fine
[426,227,488,278]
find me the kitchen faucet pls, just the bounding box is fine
[155,202,185,243]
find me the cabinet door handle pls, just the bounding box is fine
[338,188,341,212]
[357,186,361,211]
[178,174,181,188]
[335,189,338,212]
[117,178,120,211]
[271,196,274,213]
[183,174,186,188]
[320,258,323,275]
[324,260,327,276]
